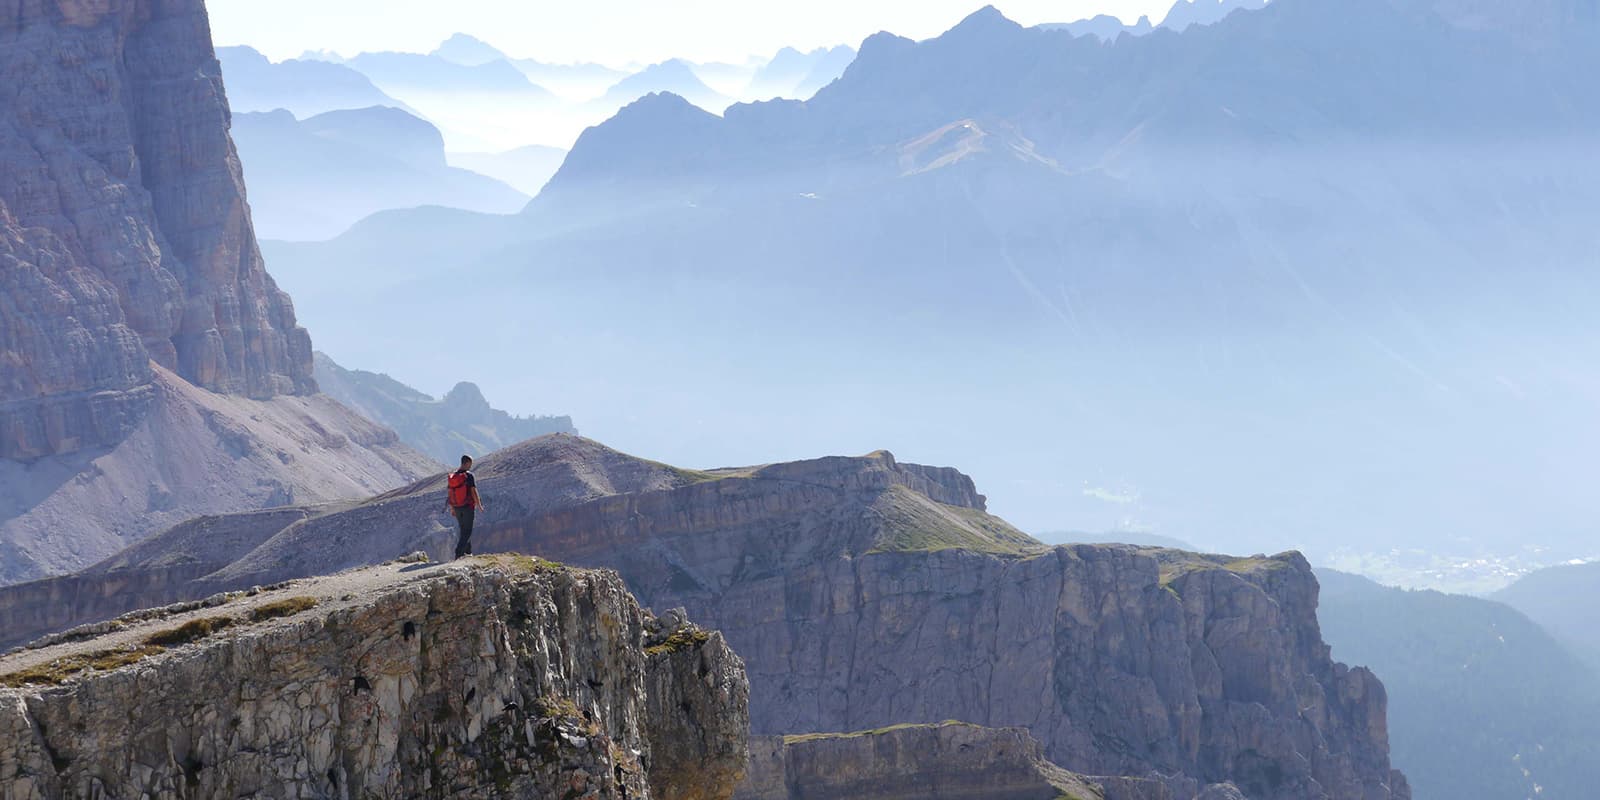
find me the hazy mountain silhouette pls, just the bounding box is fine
[1039,15,1155,40]
[429,33,625,100]
[593,59,732,114]
[746,45,857,100]
[313,352,575,464]
[262,0,1600,578]
[1161,0,1272,32]
[217,45,408,118]
[339,50,566,149]
[447,145,568,196]
[1495,562,1600,671]
[233,107,526,240]
[345,50,553,100]
[1319,570,1600,799]
[430,32,507,66]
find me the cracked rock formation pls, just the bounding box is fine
[0,436,1411,799]
[737,722,1107,800]
[0,0,437,584]
[0,557,749,799]
[0,0,314,461]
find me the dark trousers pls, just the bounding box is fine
[452,507,475,559]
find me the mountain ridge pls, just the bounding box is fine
[261,0,1600,574]
[0,434,1409,799]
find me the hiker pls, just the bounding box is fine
[445,455,485,559]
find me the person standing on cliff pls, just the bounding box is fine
[445,455,484,559]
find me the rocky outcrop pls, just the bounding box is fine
[0,435,680,648]
[0,436,1410,799]
[0,557,749,799]
[0,0,316,463]
[313,351,575,466]
[0,0,440,582]
[643,611,751,800]
[737,722,1105,800]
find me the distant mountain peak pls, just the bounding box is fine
[442,381,490,410]
[219,44,269,63]
[431,32,510,66]
[964,5,1009,23]
[949,4,1025,36]
[855,31,917,63]
[1160,0,1272,32]
[615,90,708,119]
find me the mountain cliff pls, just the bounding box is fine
[0,0,437,584]
[1,0,315,456]
[738,723,1107,800]
[0,557,750,799]
[313,351,575,465]
[0,436,1410,799]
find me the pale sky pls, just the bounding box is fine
[208,1,1180,66]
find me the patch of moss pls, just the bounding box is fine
[533,694,584,720]
[0,645,166,687]
[645,628,710,656]
[866,487,1046,556]
[661,462,756,486]
[1158,553,1293,586]
[250,596,319,622]
[783,721,979,744]
[481,554,567,575]
[144,616,234,647]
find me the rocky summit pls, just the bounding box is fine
[0,556,750,799]
[0,0,438,584]
[0,435,1411,799]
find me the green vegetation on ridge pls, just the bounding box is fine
[866,486,1045,556]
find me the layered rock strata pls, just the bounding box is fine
[736,722,1106,800]
[0,0,315,462]
[0,436,1410,799]
[0,0,439,584]
[0,557,749,799]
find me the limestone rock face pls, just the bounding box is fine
[643,621,751,800]
[0,0,314,462]
[736,722,1106,800]
[0,437,1409,799]
[0,558,749,800]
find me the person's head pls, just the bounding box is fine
[460,455,473,471]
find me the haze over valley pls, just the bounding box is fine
[3,1,1597,798]
[225,0,1600,592]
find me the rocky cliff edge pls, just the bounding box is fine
[0,556,749,799]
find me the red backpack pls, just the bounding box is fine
[447,471,472,508]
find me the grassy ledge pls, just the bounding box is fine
[645,628,710,656]
[0,645,167,688]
